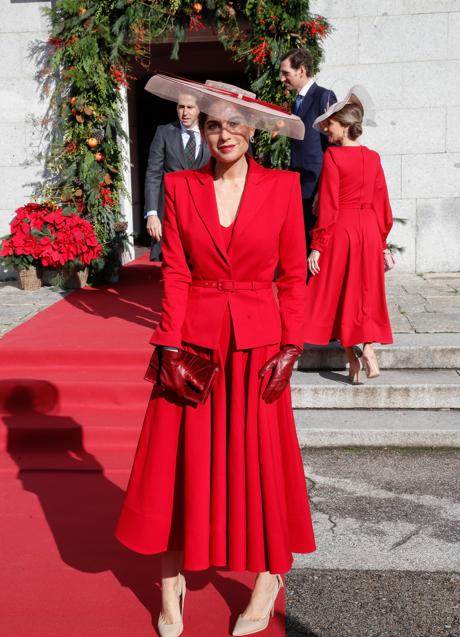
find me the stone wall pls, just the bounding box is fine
[312,0,460,272]
[0,0,50,241]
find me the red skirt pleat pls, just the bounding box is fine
[305,209,393,347]
[115,310,316,573]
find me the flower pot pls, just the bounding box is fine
[106,267,119,284]
[62,268,89,289]
[17,265,42,291]
[40,267,59,286]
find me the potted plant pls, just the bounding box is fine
[0,202,103,290]
[0,203,45,290]
[32,206,103,289]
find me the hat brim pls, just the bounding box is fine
[145,74,305,141]
[313,85,377,133]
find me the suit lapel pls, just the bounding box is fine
[171,122,187,170]
[186,163,230,266]
[193,139,205,168]
[299,82,318,118]
[231,156,269,239]
[186,156,270,266]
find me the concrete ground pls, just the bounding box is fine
[385,272,460,334]
[287,448,460,637]
[0,281,68,336]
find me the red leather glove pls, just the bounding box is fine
[159,348,204,397]
[258,345,302,404]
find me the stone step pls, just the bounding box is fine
[294,409,460,447]
[298,334,460,370]
[291,369,460,410]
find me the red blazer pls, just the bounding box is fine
[150,155,307,350]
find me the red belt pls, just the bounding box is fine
[340,203,373,210]
[191,279,272,292]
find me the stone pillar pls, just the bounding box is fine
[0,0,51,240]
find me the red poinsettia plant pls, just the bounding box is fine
[0,202,102,271]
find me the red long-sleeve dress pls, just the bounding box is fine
[304,145,393,346]
[115,157,316,574]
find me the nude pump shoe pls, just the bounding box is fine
[232,574,284,636]
[158,573,186,637]
[348,355,361,385]
[362,350,380,379]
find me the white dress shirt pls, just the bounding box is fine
[146,124,201,218]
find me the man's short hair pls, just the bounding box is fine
[280,49,314,77]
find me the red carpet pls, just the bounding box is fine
[0,255,285,637]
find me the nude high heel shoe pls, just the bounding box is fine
[347,355,361,385]
[362,351,380,379]
[158,573,186,637]
[232,574,284,636]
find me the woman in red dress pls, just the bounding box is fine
[305,86,393,382]
[115,75,316,637]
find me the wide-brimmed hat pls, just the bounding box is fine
[144,73,305,140]
[313,85,376,133]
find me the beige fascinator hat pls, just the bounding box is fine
[145,73,305,140]
[313,85,376,133]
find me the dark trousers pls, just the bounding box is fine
[150,238,162,261]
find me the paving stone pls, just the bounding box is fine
[425,303,460,314]
[421,289,460,299]
[395,293,427,312]
[403,283,454,295]
[411,312,460,333]
[424,295,460,305]
[390,312,415,333]
[424,273,460,281]
[0,284,68,335]
[0,306,35,323]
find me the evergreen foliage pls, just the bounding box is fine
[37,0,331,276]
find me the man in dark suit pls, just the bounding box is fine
[145,92,210,260]
[280,49,337,242]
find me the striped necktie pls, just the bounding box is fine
[184,130,196,166]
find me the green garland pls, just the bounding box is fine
[38,0,331,276]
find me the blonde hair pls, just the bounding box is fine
[330,102,363,140]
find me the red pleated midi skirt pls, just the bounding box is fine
[305,207,393,347]
[115,311,316,573]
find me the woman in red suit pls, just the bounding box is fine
[305,86,393,382]
[115,75,316,637]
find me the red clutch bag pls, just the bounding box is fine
[144,347,220,405]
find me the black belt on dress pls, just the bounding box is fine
[191,279,272,292]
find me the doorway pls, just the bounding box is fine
[127,38,247,246]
